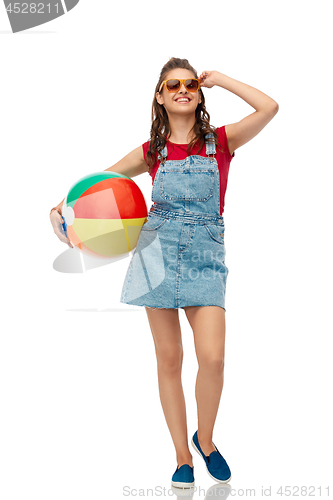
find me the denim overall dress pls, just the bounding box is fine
[120,134,229,311]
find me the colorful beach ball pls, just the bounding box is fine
[61,171,148,258]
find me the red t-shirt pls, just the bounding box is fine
[142,126,234,215]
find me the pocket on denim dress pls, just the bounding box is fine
[160,168,215,201]
[204,223,225,245]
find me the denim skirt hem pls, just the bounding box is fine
[119,300,226,312]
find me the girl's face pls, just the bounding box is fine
[156,68,202,116]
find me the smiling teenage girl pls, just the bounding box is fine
[50,57,278,488]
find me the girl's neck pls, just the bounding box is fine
[166,114,196,144]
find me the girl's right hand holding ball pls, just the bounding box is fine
[50,208,74,248]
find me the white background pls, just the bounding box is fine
[1,1,332,498]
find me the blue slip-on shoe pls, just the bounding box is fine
[171,464,195,488]
[191,431,231,483]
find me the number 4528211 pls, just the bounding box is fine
[6,3,60,14]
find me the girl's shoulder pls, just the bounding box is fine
[142,139,150,156]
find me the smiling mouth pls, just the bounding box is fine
[175,98,191,103]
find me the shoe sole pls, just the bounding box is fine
[191,437,232,484]
[171,479,195,488]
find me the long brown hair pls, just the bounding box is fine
[146,57,222,172]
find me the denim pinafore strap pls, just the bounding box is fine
[150,133,222,219]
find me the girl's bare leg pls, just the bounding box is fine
[145,307,193,468]
[184,305,226,457]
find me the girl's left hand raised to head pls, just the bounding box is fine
[199,70,279,156]
[199,70,219,88]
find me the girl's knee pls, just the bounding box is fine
[198,356,224,373]
[157,348,183,373]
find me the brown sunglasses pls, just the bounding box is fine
[159,78,201,93]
